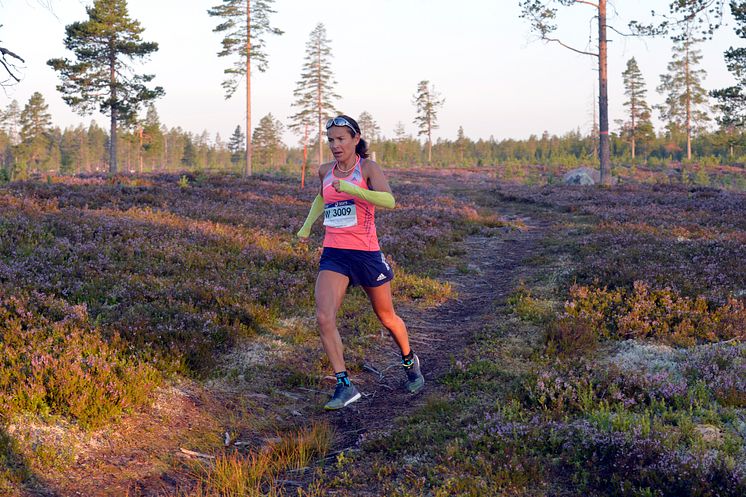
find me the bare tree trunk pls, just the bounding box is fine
[427,124,432,165]
[78,134,84,174]
[245,3,252,177]
[685,41,692,161]
[598,0,610,184]
[138,126,143,174]
[301,122,308,189]
[316,40,323,167]
[631,98,636,160]
[591,85,598,161]
[109,42,117,174]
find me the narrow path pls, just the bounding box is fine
[314,202,553,468]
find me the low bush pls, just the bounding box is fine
[0,290,157,428]
[557,281,745,346]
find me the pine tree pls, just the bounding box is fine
[194,131,211,168]
[19,92,52,173]
[357,111,380,142]
[142,103,164,170]
[289,23,340,167]
[519,1,732,182]
[182,136,196,168]
[712,0,746,147]
[47,0,164,174]
[394,121,406,161]
[87,121,108,172]
[622,57,654,160]
[208,0,282,177]
[656,32,710,160]
[2,100,21,145]
[252,113,284,169]
[412,80,444,165]
[394,122,407,142]
[60,126,84,175]
[455,125,468,164]
[228,125,245,165]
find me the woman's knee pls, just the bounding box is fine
[376,310,400,330]
[316,309,336,331]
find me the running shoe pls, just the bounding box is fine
[324,382,361,410]
[403,354,425,393]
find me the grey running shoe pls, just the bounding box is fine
[324,382,362,410]
[403,354,425,393]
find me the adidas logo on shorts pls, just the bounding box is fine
[376,273,387,281]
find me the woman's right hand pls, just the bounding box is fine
[296,227,310,240]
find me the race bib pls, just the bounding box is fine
[323,199,358,228]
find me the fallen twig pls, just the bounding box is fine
[179,448,215,459]
[362,363,383,379]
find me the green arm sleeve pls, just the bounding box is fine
[296,194,325,238]
[338,180,396,209]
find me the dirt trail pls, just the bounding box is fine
[314,201,553,470]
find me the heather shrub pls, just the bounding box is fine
[559,281,746,346]
[0,173,480,376]
[682,344,746,408]
[483,415,746,497]
[496,183,746,301]
[544,316,598,356]
[553,421,746,497]
[525,362,598,414]
[507,284,554,325]
[0,291,157,429]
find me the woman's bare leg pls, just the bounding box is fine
[363,282,411,356]
[315,270,350,373]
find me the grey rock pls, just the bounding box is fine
[563,167,600,185]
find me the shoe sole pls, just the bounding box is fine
[324,391,362,410]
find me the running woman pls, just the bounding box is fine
[297,115,424,410]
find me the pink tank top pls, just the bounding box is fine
[322,156,379,251]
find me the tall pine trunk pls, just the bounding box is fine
[631,97,637,159]
[109,43,117,174]
[316,40,323,167]
[427,123,432,164]
[245,3,252,177]
[685,41,692,161]
[301,122,308,188]
[598,0,610,184]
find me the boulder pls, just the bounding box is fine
[563,167,600,185]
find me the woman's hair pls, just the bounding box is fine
[336,114,369,159]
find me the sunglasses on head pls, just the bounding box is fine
[325,116,358,135]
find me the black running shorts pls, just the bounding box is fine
[319,247,394,287]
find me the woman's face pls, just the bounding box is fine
[327,126,360,163]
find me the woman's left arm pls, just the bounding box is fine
[337,160,396,209]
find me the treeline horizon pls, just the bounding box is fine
[4,91,746,181]
[6,1,746,180]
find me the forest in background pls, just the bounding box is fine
[2,92,746,192]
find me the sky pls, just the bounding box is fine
[3,0,744,146]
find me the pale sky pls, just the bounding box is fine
[3,0,743,146]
